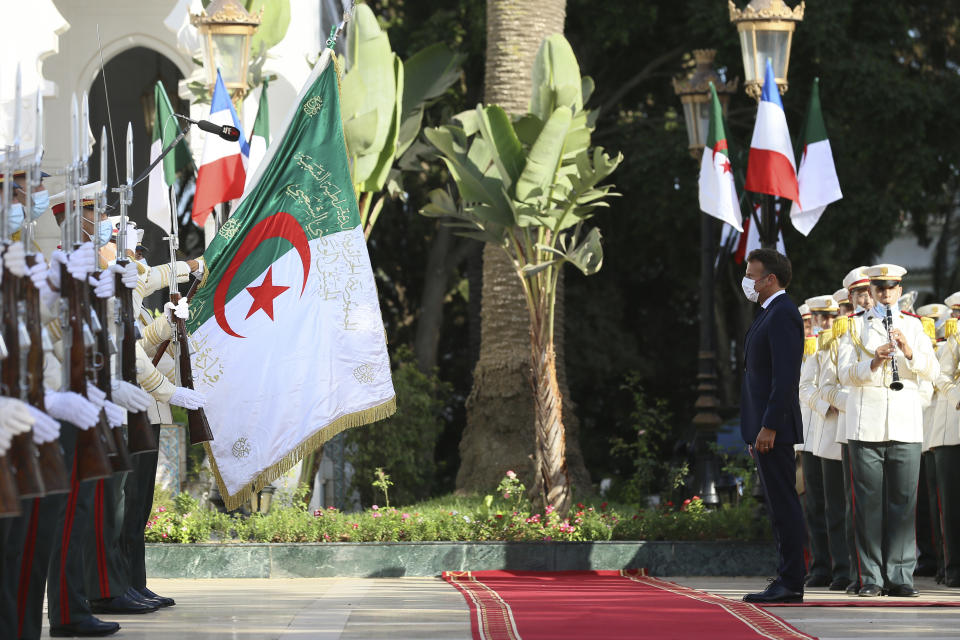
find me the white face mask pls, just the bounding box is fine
[741,276,760,303]
[811,325,822,336]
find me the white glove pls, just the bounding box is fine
[85,381,106,408]
[103,399,125,428]
[114,261,138,289]
[27,256,51,296]
[191,256,206,280]
[67,242,96,280]
[111,379,151,412]
[25,406,60,444]
[44,390,99,430]
[170,387,206,410]
[0,397,35,435]
[91,269,114,299]
[0,427,11,455]
[3,242,27,277]
[48,250,66,289]
[164,298,190,323]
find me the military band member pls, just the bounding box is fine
[932,292,960,587]
[801,303,813,338]
[837,264,940,597]
[916,303,946,581]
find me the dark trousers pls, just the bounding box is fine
[755,443,807,590]
[934,445,960,583]
[918,451,944,578]
[800,452,830,579]
[83,471,130,600]
[849,440,921,589]
[0,517,15,639]
[841,444,860,584]
[821,457,850,582]
[121,425,161,590]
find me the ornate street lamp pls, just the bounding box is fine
[191,0,262,101]
[729,0,804,100]
[673,50,738,507]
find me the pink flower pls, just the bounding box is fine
[496,514,504,519]
[371,505,379,511]
[600,502,608,511]
[506,470,517,479]
[401,513,410,520]
[371,512,381,518]
[313,509,323,517]
[352,523,359,529]
[503,492,511,499]
[328,506,336,511]
[323,533,331,541]
[161,533,167,538]
[545,505,555,514]
[683,499,691,506]
[692,495,700,501]
[157,506,166,513]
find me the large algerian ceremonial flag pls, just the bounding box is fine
[146,82,183,232]
[698,82,742,232]
[789,79,842,236]
[187,50,396,510]
[744,59,799,206]
[242,79,270,197]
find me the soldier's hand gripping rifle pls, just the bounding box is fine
[112,123,156,454]
[0,65,45,500]
[61,93,112,482]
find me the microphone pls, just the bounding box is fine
[173,113,240,142]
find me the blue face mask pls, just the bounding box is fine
[85,218,113,245]
[30,189,49,220]
[7,203,24,235]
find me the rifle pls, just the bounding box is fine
[151,278,200,367]
[22,86,69,495]
[112,123,156,454]
[0,65,45,499]
[62,93,111,483]
[167,185,212,446]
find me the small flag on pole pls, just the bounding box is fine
[744,60,799,206]
[698,83,742,232]
[192,71,249,226]
[789,79,842,236]
[146,82,184,232]
[242,79,270,197]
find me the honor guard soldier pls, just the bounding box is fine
[837,264,940,597]
[932,292,960,587]
[800,303,813,337]
[798,298,834,587]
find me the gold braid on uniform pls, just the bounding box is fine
[804,336,818,357]
[946,318,958,340]
[818,330,835,352]
[833,315,849,340]
[922,316,936,345]
[848,317,877,359]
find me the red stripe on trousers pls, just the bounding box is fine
[94,480,110,598]
[59,457,79,625]
[17,497,41,636]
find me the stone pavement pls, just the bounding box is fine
[38,576,960,639]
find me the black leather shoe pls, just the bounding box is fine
[858,584,882,597]
[137,585,176,607]
[845,581,860,595]
[886,584,920,597]
[743,582,803,604]
[829,578,848,591]
[914,564,938,577]
[804,575,831,588]
[50,617,120,637]
[124,587,164,608]
[89,593,158,614]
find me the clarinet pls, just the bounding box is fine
[883,307,904,391]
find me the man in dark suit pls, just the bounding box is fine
[740,248,806,604]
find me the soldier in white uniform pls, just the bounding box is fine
[931,293,960,586]
[916,303,946,581]
[837,264,940,597]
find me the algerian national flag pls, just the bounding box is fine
[187,50,396,510]
[242,79,270,197]
[147,82,181,232]
[789,78,842,236]
[698,83,742,232]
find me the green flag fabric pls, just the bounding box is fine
[789,78,842,236]
[188,51,396,510]
[146,82,188,231]
[698,83,742,232]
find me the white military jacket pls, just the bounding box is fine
[809,333,842,460]
[819,322,851,446]
[837,307,940,443]
[930,332,960,448]
[797,338,821,453]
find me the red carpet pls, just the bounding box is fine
[766,600,960,607]
[443,570,815,640]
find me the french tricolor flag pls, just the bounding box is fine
[744,60,799,207]
[192,71,249,226]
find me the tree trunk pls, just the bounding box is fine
[456,0,591,500]
[414,225,454,373]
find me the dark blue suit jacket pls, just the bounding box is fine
[740,292,804,445]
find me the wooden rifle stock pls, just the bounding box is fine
[1,261,45,498]
[151,278,200,368]
[171,286,213,445]
[0,455,21,518]
[115,261,156,453]
[62,261,112,482]
[90,290,132,473]
[23,255,70,495]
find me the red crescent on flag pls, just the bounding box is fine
[213,211,311,339]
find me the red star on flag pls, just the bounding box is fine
[245,267,289,320]
[721,158,732,174]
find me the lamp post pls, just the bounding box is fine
[673,50,738,506]
[191,0,262,105]
[729,0,804,249]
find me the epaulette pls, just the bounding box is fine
[833,315,849,339]
[818,331,834,351]
[947,318,958,340]
[921,316,936,343]
[804,336,818,357]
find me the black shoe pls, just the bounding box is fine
[886,584,920,597]
[137,586,176,607]
[50,617,120,637]
[743,581,803,604]
[829,578,848,591]
[914,564,938,577]
[858,584,882,597]
[804,575,831,588]
[89,593,158,614]
[845,581,861,595]
[124,587,165,609]
[945,577,960,588]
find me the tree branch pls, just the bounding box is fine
[598,46,685,116]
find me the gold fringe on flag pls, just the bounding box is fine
[207,396,397,512]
